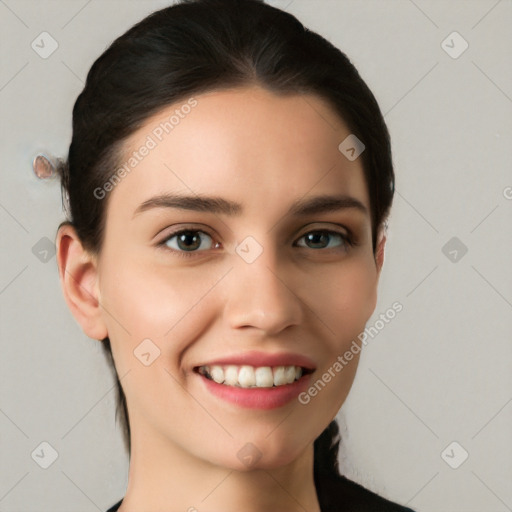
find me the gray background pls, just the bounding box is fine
[1,0,511,511]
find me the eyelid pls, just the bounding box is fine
[295,222,351,238]
[156,224,217,244]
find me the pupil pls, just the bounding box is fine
[178,232,201,251]
[306,232,328,248]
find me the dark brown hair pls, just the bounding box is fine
[57,0,394,476]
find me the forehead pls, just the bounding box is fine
[106,85,369,221]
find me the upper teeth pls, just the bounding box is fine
[198,365,303,388]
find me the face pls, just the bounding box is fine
[94,85,383,470]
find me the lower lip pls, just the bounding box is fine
[197,372,312,410]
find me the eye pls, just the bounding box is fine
[160,229,219,255]
[295,229,352,250]
[157,226,354,259]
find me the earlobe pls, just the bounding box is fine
[56,224,108,341]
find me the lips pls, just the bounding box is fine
[192,351,316,408]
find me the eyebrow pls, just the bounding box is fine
[132,193,368,219]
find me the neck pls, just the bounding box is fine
[118,423,321,512]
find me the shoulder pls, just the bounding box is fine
[105,498,123,512]
[315,471,416,512]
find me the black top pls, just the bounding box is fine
[105,471,415,511]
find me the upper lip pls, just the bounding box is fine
[194,350,316,371]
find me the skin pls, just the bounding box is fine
[57,85,386,512]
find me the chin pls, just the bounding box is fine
[232,436,311,472]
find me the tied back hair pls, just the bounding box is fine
[56,0,394,477]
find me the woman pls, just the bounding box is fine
[55,0,415,510]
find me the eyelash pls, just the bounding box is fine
[156,227,356,259]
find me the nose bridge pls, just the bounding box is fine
[224,240,303,334]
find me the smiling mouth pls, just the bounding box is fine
[194,364,314,388]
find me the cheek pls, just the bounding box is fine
[310,256,378,343]
[99,254,223,364]
[98,258,217,419]
[299,258,376,424]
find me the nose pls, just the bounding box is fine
[223,243,303,335]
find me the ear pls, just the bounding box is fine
[56,223,108,341]
[375,229,387,277]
